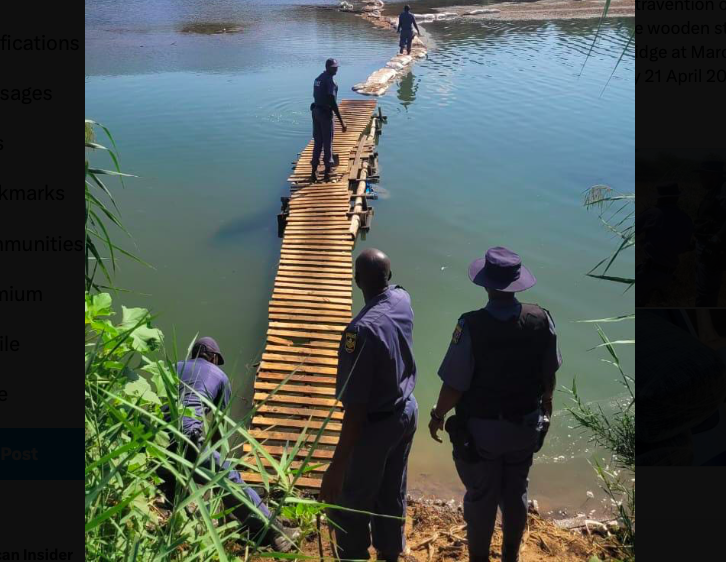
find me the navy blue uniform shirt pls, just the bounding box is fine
[313,71,338,109]
[438,298,562,392]
[398,11,416,32]
[336,285,417,414]
[176,358,232,435]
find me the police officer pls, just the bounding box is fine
[319,248,418,562]
[168,337,299,551]
[428,247,562,562]
[635,183,694,306]
[397,5,420,55]
[311,58,347,183]
[694,159,726,306]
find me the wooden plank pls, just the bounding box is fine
[270,299,351,312]
[264,344,339,357]
[279,250,351,261]
[269,313,349,324]
[257,371,337,386]
[271,289,351,303]
[262,352,339,366]
[242,443,335,460]
[248,429,339,445]
[269,306,350,318]
[274,281,351,293]
[277,268,352,279]
[254,392,339,408]
[279,258,352,268]
[268,329,342,342]
[241,471,322,489]
[251,416,342,433]
[246,456,329,473]
[267,335,294,346]
[259,361,338,375]
[269,321,346,333]
[255,403,343,420]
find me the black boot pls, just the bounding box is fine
[323,168,331,182]
[309,169,317,183]
[501,543,520,562]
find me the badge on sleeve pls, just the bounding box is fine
[344,330,357,353]
[451,319,464,345]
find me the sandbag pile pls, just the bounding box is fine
[340,1,428,96]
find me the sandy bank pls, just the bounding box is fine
[244,496,623,561]
[429,0,635,22]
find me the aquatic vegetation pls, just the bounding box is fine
[565,187,635,560]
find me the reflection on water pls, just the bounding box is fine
[397,71,418,108]
[85,0,634,514]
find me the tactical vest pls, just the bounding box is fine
[457,303,550,418]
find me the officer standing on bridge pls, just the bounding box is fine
[319,248,418,562]
[162,337,299,552]
[311,58,347,183]
[428,247,561,562]
[694,159,726,306]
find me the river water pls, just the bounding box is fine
[86,0,634,515]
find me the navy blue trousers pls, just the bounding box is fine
[332,396,418,560]
[455,414,539,560]
[311,107,334,171]
[399,30,414,53]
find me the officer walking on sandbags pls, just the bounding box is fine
[397,5,420,55]
[428,247,562,562]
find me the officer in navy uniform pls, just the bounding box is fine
[428,247,562,562]
[397,5,420,55]
[319,248,418,562]
[311,58,347,183]
[162,337,299,552]
[635,182,694,306]
[693,159,726,306]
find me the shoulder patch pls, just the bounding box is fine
[451,318,464,345]
[344,330,357,354]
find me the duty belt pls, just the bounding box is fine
[367,399,407,423]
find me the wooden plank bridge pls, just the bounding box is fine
[242,99,383,489]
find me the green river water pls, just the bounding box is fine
[85,0,635,515]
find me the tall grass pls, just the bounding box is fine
[84,120,360,560]
[567,187,635,561]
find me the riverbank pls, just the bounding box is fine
[240,496,623,561]
[427,0,636,21]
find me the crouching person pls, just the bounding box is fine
[160,337,299,551]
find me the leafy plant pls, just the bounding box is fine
[565,187,635,560]
[85,119,145,293]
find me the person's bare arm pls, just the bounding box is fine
[542,368,556,418]
[429,383,463,442]
[329,95,347,132]
[318,402,366,502]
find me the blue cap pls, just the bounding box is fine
[326,58,339,68]
[468,247,537,292]
[192,336,225,365]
